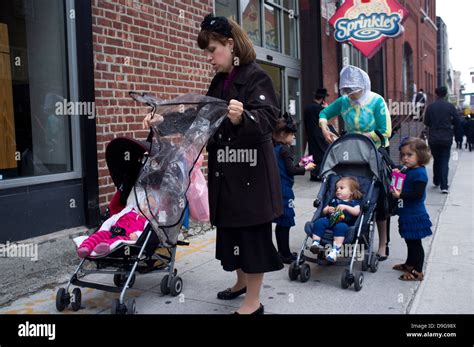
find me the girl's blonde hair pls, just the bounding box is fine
[337,177,363,200]
[197,18,256,65]
[399,137,431,166]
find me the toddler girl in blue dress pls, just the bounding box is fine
[391,137,432,281]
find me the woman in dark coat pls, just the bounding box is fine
[144,14,283,314]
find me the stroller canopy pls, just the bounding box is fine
[106,137,149,189]
[319,134,384,180]
[130,92,228,246]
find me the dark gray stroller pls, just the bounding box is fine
[288,133,391,291]
[55,93,228,314]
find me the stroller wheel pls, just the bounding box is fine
[113,273,136,288]
[111,299,126,315]
[160,275,171,295]
[55,288,70,312]
[126,299,136,314]
[288,261,300,281]
[370,253,379,273]
[361,254,369,271]
[170,276,183,296]
[299,263,311,283]
[341,269,351,289]
[354,272,364,291]
[71,288,82,311]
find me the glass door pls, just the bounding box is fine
[259,62,283,108]
[285,68,302,158]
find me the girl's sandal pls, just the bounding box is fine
[392,263,414,272]
[399,269,424,281]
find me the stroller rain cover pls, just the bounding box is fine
[130,92,228,247]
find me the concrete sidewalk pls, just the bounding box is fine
[409,149,474,313]
[0,146,472,314]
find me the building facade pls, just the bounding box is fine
[437,16,451,93]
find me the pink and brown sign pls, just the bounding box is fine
[329,0,409,58]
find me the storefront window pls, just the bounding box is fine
[259,63,282,108]
[342,43,368,71]
[217,1,298,58]
[264,3,281,52]
[283,0,295,10]
[0,0,71,182]
[241,0,262,47]
[283,11,297,56]
[215,0,239,21]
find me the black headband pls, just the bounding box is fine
[200,13,232,38]
[282,113,297,133]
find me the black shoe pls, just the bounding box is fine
[233,304,264,315]
[376,245,389,261]
[217,287,247,300]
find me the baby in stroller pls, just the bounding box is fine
[309,176,362,262]
[77,188,153,258]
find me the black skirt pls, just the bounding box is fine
[216,222,284,274]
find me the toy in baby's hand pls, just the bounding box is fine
[329,209,345,227]
[299,155,314,166]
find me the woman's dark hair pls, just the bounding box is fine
[197,14,256,65]
[399,137,431,166]
[272,114,297,141]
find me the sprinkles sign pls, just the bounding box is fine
[329,0,408,58]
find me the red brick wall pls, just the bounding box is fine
[385,0,437,103]
[321,18,339,104]
[320,15,340,130]
[91,0,213,207]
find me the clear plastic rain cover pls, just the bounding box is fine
[130,92,228,247]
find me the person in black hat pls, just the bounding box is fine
[303,88,329,181]
[424,86,461,193]
[272,114,316,263]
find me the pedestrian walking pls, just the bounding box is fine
[424,86,460,194]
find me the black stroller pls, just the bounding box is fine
[288,133,392,291]
[56,93,228,314]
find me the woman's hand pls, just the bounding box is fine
[129,232,139,241]
[322,126,338,144]
[392,168,400,173]
[391,188,401,199]
[228,99,244,125]
[305,162,317,171]
[142,112,164,129]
